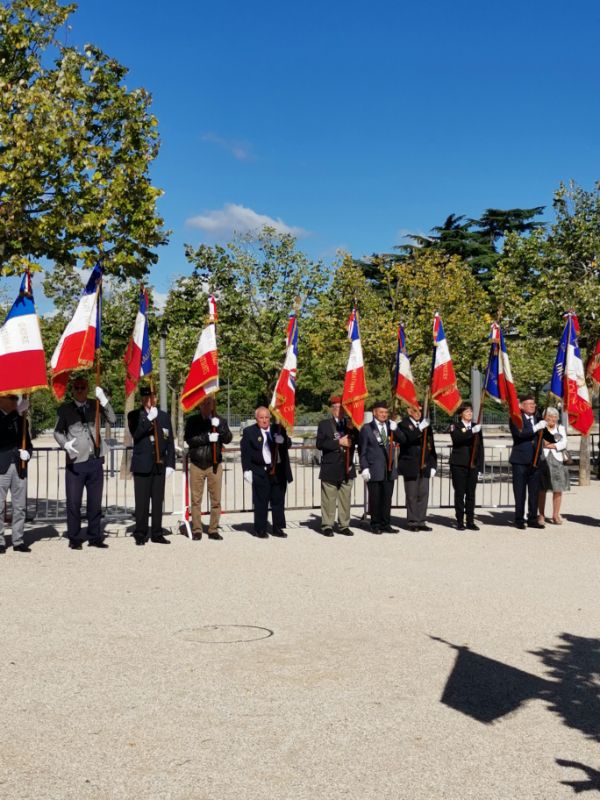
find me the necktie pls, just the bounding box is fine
[380,424,388,445]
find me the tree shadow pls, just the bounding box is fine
[432,633,600,792]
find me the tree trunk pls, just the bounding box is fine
[177,391,185,451]
[170,388,178,445]
[578,433,590,486]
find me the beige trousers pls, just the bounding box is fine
[190,462,223,534]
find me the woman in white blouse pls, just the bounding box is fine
[537,407,570,525]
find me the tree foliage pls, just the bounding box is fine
[0,0,167,277]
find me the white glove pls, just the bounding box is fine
[533,420,547,432]
[64,438,78,459]
[430,468,436,478]
[243,470,253,484]
[165,466,174,478]
[472,424,482,434]
[147,406,158,421]
[274,434,285,444]
[95,386,109,407]
[211,417,220,427]
[361,468,371,482]
[418,419,430,431]
[17,397,29,414]
[389,420,397,431]
[19,449,31,461]
[208,432,219,442]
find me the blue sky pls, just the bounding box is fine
[7,0,600,309]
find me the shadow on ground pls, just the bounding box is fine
[432,633,600,792]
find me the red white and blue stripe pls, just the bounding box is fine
[484,322,522,429]
[0,272,48,395]
[270,310,299,432]
[50,264,102,400]
[342,307,368,427]
[394,323,419,409]
[550,312,593,435]
[431,313,461,415]
[181,296,219,412]
[124,288,153,398]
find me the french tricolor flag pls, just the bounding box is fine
[269,310,298,433]
[0,272,48,395]
[124,288,153,398]
[550,312,594,435]
[431,312,462,415]
[484,322,522,429]
[342,307,368,428]
[50,264,102,400]
[394,323,419,409]
[180,295,219,412]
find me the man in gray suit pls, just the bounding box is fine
[0,394,32,553]
[54,375,115,549]
[358,400,404,534]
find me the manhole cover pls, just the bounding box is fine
[174,625,274,644]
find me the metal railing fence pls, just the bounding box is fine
[16,443,524,526]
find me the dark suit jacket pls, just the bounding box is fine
[128,407,175,474]
[358,420,404,482]
[316,415,359,482]
[450,423,484,471]
[397,416,437,479]
[0,411,32,474]
[240,423,293,483]
[509,414,539,465]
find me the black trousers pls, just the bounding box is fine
[65,459,104,544]
[133,467,166,540]
[451,465,478,524]
[367,479,394,529]
[251,469,287,533]
[512,463,541,524]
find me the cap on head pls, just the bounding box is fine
[372,400,388,410]
[329,395,342,405]
[140,386,153,398]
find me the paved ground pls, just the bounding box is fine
[1,484,599,800]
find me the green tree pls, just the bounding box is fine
[0,0,167,278]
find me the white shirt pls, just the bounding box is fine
[543,424,568,462]
[261,428,272,465]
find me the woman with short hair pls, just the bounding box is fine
[538,407,570,525]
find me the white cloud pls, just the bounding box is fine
[152,291,168,312]
[186,203,309,238]
[201,132,255,161]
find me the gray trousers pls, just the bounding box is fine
[404,476,430,527]
[321,480,352,528]
[0,464,27,547]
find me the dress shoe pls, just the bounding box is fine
[382,525,399,533]
[419,525,433,532]
[13,543,31,552]
[208,532,223,540]
[0,545,6,554]
[456,523,466,531]
[68,541,83,550]
[528,520,545,529]
[321,526,334,537]
[370,526,382,535]
[466,523,480,531]
[88,540,109,548]
[338,527,354,537]
[150,534,171,544]
[271,528,288,538]
[254,530,269,538]
[515,522,527,530]
[407,525,419,532]
[134,537,146,546]
[192,531,202,541]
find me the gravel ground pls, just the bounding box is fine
[1,484,599,800]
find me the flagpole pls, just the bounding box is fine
[211,296,218,467]
[534,313,569,468]
[94,274,102,454]
[469,326,494,468]
[420,325,437,474]
[19,398,29,479]
[149,374,162,465]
